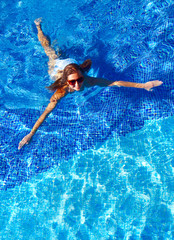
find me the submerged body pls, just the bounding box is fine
[18,18,163,150]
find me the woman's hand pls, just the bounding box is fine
[18,132,34,150]
[144,80,163,91]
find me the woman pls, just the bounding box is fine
[18,18,163,150]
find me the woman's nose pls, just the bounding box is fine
[75,81,80,89]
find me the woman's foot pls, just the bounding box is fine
[144,80,163,91]
[34,18,42,26]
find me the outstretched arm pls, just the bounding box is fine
[18,88,67,150]
[109,80,163,91]
[18,101,57,150]
[86,76,163,91]
[31,101,58,134]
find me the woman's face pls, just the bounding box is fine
[67,71,84,91]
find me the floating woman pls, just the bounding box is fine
[18,18,163,150]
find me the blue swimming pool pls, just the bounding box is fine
[0,0,174,239]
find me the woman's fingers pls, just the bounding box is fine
[18,135,31,150]
[18,139,26,150]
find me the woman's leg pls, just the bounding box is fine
[34,18,60,73]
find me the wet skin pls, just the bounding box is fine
[18,71,163,150]
[18,18,163,150]
[67,71,85,91]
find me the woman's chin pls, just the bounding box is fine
[70,87,81,91]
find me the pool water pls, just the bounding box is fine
[0,0,174,239]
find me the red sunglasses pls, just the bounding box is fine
[68,77,84,86]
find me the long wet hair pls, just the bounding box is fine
[47,59,92,91]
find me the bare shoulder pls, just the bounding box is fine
[85,75,113,87]
[50,86,68,102]
[85,76,99,87]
